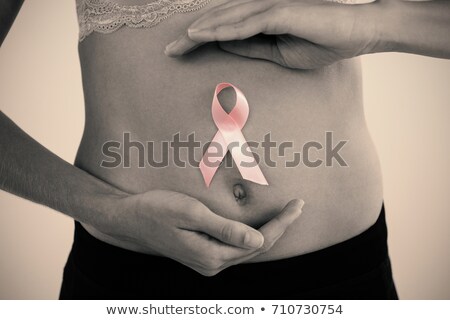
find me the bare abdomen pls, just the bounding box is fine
[74,9,383,260]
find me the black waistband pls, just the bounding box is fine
[68,204,390,298]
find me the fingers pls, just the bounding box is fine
[218,36,328,69]
[174,228,258,277]
[194,206,265,250]
[180,198,304,276]
[188,0,261,30]
[165,0,257,56]
[189,0,272,32]
[165,0,370,57]
[197,198,305,276]
[165,0,282,56]
[218,35,287,66]
[190,11,273,42]
[164,32,203,56]
[218,199,304,263]
[165,1,363,56]
[258,199,304,252]
[205,197,304,252]
[165,10,275,56]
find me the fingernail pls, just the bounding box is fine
[292,199,305,220]
[188,28,208,38]
[244,230,264,249]
[164,40,177,55]
[188,28,201,35]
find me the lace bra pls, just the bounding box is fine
[76,0,213,42]
[76,0,373,42]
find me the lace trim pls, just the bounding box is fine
[76,0,213,42]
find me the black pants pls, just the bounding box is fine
[60,204,398,299]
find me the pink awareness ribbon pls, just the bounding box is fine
[199,83,269,187]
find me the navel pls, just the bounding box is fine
[233,183,248,205]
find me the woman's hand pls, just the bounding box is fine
[165,0,384,69]
[108,189,304,276]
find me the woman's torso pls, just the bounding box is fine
[75,0,383,261]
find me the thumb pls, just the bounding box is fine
[218,34,287,67]
[197,211,264,250]
[258,199,305,252]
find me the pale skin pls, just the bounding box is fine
[1,0,449,276]
[0,0,304,277]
